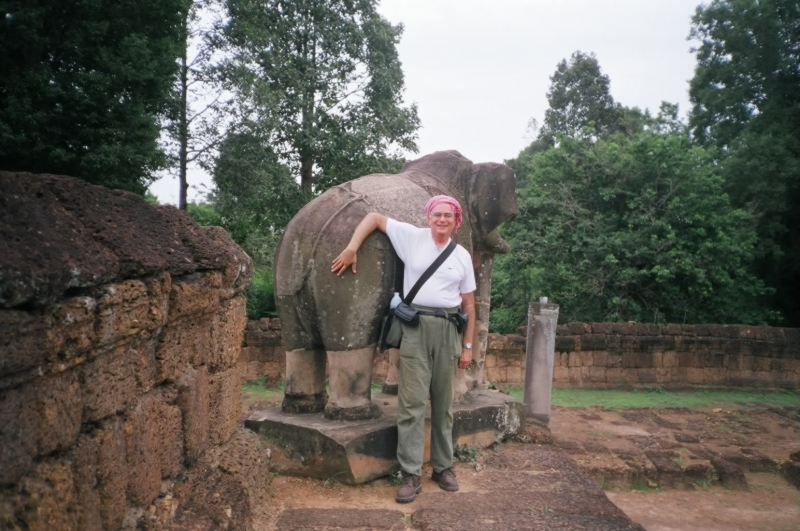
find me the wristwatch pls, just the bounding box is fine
[463,343,472,349]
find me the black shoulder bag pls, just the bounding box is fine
[380,240,457,352]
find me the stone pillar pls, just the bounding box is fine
[523,299,560,427]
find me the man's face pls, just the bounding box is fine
[428,203,457,239]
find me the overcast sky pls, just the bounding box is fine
[150,0,701,204]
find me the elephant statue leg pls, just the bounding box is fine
[325,346,382,420]
[282,348,327,413]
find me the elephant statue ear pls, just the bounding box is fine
[468,162,519,243]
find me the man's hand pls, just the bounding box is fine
[331,248,357,276]
[458,348,472,369]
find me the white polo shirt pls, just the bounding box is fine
[386,219,476,308]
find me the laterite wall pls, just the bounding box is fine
[241,321,799,390]
[1,173,271,531]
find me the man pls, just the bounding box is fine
[331,195,476,503]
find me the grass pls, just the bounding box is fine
[241,377,283,407]
[503,385,800,410]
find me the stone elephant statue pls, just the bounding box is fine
[274,151,518,420]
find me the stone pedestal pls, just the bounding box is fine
[245,390,525,484]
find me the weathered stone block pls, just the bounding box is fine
[125,392,183,506]
[487,334,508,351]
[607,353,623,368]
[587,367,606,383]
[568,352,581,367]
[581,334,606,350]
[622,352,636,368]
[592,351,607,367]
[35,371,82,455]
[173,429,272,531]
[269,318,282,330]
[0,310,54,376]
[634,352,654,368]
[620,337,639,353]
[47,296,97,360]
[605,368,628,384]
[637,369,657,384]
[507,366,524,384]
[579,351,594,367]
[11,459,80,531]
[168,271,223,323]
[553,366,569,383]
[652,351,663,368]
[81,342,139,422]
[157,313,214,381]
[590,323,609,334]
[95,416,128,529]
[661,350,678,368]
[207,296,247,371]
[677,352,696,368]
[95,279,163,346]
[566,322,586,335]
[209,367,241,446]
[258,317,271,330]
[554,336,575,352]
[177,366,210,465]
[485,354,497,368]
[703,368,726,384]
[239,345,259,363]
[72,434,103,531]
[656,368,672,383]
[0,384,38,486]
[687,367,704,384]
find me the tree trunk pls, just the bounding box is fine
[178,17,189,210]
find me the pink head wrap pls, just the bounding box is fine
[425,195,463,232]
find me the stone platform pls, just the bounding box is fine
[244,390,525,484]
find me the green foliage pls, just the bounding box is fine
[453,444,479,463]
[246,266,276,319]
[186,202,222,227]
[493,109,775,330]
[536,51,622,146]
[688,0,800,325]
[144,192,161,205]
[211,131,304,270]
[221,0,419,197]
[0,0,189,194]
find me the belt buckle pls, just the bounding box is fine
[434,308,446,318]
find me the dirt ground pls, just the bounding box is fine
[550,406,800,531]
[242,394,800,531]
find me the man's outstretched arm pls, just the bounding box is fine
[331,213,388,275]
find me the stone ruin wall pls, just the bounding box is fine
[1,172,271,531]
[487,322,800,389]
[241,320,800,390]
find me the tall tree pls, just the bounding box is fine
[164,0,233,209]
[492,108,775,332]
[689,0,800,325]
[221,0,420,198]
[0,0,189,194]
[536,51,621,146]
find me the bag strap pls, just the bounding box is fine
[403,240,457,304]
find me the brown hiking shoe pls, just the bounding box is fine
[396,473,422,503]
[432,468,459,492]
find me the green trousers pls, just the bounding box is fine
[397,305,461,476]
